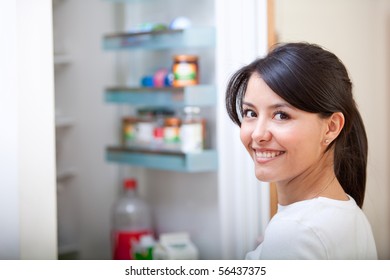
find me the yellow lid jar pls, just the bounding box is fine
[172,55,199,87]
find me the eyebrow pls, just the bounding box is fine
[242,101,294,110]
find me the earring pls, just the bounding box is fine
[324,139,330,144]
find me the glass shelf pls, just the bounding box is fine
[105,85,216,107]
[103,27,215,50]
[106,146,218,172]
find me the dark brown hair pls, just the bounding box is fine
[225,42,368,208]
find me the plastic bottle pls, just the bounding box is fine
[133,234,156,260]
[111,178,153,260]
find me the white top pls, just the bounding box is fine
[246,196,377,259]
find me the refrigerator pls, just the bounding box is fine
[53,0,271,260]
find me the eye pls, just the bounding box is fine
[242,109,257,118]
[273,111,290,120]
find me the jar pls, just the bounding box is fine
[164,117,181,150]
[136,109,155,146]
[152,114,164,149]
[180,107,204,153]
[136,120,154,146]
[122,117,138,147]
[172,55,199,87]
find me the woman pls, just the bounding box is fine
[225,42,377,259]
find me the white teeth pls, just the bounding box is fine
[256,151,284,158]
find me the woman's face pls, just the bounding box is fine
[240,74,329,184]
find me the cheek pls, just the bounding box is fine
[240,124,253,146]
[285,128,323,160]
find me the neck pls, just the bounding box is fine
[276,153,346,205]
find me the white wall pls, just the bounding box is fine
[275,0,390,259]
[0,0,57,259]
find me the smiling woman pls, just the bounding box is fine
[240,76,340,192]
[225,42,377,260]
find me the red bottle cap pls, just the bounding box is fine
[123,178,137,189]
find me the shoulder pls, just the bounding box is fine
[259,213,329,259]
[256,197,376,259]
[276,196,365,228]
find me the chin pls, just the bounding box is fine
[254,170,274,182]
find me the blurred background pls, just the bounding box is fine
[1,0,389,260]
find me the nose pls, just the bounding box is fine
[252,119,272,143]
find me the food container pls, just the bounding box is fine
[172,55,199,87]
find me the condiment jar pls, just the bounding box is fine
[180,106,204,153]
[164,117,181,151]
[122,117,138,147]
[172,55,199,87]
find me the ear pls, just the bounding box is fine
[323,112,344,145]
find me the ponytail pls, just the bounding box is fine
[334,109,368,208]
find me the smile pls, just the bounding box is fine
[255,151,285,159]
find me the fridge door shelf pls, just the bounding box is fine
[103,27,215,50]
[105,85,216,107]
[106,146,218,172]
